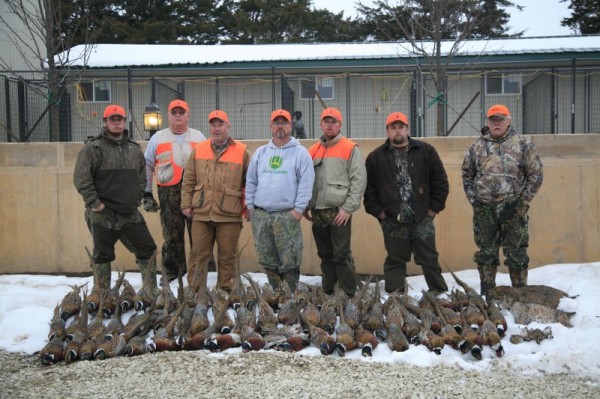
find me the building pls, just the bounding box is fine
[2,35,600,141]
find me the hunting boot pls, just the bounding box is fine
[282,270,300,293]
[86,262,111,313]
[137,258,160,295]
[509,268,528,288]
[265,268,282,290]
[96,263,112,291]
[477,264,497,297]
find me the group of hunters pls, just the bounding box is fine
[73,100,543,299]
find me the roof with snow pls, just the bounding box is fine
[59,35,600,70]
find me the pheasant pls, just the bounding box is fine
[418,311,445,355]
[317,296,338,334]
[134,252,160,311]
[241,325,265,353]
[64,331,86,364]
[261,324,309,352]
[59,284,83,321]
[103,269,126,317]
[363,279,385,341]
[119,278,137,314]
[39,337,65,365]
[354,325,379,357]
[300,312,335,355]
[48,304,66,341]
[448,268,487,310]
[486,303,508,338]
[459,306,483,360]
[387,323,410,352]
[244,273,278,332]
[423,291,466,351]
[480,318,504,357]
[335,302,357,357]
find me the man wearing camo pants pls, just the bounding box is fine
[462,104,543,296]
[143,99,207,282]
[245,109,315,291]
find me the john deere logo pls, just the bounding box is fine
[269,155,283,169]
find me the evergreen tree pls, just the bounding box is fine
[561,0,600,34]
[356,0,522,41]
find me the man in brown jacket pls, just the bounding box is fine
[181,110,250,292]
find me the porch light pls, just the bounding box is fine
[143,102,162,138]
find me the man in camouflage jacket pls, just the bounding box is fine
[73,105,158,293]
[462,104,543,296]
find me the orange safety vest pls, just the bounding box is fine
[193,139,247,164]
[155,131,203,186]
[309,136,356,161]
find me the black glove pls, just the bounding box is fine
[142,192,160,212]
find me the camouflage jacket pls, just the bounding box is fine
[73,129,146,213]
[461,126,543,205]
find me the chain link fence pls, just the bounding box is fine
[1,66,599,142]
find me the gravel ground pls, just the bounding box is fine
[2,350,599,399]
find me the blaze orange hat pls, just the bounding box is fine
[103,105,126,119]
[168,99,189,112]
[487,104,510,118]
[386,112,409,127]
[321,107,342,123]
[271,109,291,122]
[208,110,229,124]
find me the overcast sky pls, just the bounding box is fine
[312,0,574,37]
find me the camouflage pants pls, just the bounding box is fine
[379,216,447,293]
[311,208,356,297]
[86,207,156,263]
[251,208,302,274]
[472,198,530,270]
[158,183,192,278]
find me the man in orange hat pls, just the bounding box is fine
[364,111,449,295]
[304,107,367,298]
[143,99,207,282]
[181,110,250,292]
[245,109,314,291]
[462,104,543,295]
[74,104,158,304]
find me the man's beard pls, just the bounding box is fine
[391,135,405,146]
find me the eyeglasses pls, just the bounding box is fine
[272,121,290,126]
[107,116,125,122]
[488,116,507,123]
[170,109,186,116]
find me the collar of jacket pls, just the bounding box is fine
[383,136,423,151]
[318,133,343,147]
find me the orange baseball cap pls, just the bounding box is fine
[487,104,510,118]
[208,110,229,124]
[271,109,291,122]
[168,99,189,112]
[320,107,342,123]
[103,105,126,119]
[386,112,409,127]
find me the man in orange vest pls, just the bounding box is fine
[181,110,250,292]
[304,107,367,298]
[144,99,206,282]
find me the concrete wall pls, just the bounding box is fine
[1,134,598,276]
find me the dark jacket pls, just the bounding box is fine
[73,129,146,214]
[364,137,449,223]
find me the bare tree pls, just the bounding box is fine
[359,0,519,136]
[0,0,95,141]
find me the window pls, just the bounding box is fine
[485,73,521,95]
[78,81,111,102]
[300,77,334,100]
